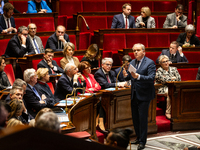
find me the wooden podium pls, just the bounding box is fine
[167,80,200,131]
[100,88,157,134]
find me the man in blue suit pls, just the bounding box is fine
[156,41,188,64]
[124,43,156,150]
[111,3,135,29]
[0,3,17,33]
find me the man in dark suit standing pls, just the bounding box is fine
[45,25,70,52]
[94,57,127,89]
[124,43,156,150]
[4,26,35,58]
[0,3,17,33]
[37,49,64,75]
[54,63,84,101]
[111,3,135,29]
[156,41,188,64]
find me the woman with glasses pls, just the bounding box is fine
[155,55,181,119]
[135,6,155,28]
[78,61,101,93]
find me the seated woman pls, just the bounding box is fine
[81,44,101,69]
[135,6,155,28]
[27,0,52,13]
[60,42,80,69]
[176,24,200,47]
[78,61,101,93]
[155,55,181,119]
[35,68,56,106]
[0,56,11,91]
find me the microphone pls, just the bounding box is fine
[115,62,127,90]
[76,15,90,31]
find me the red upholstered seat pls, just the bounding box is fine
[196,16,200,37]
[147,33,170,47]
[79,32,91,50]
[4,64,15,85]
[126,33,147,48]
[80,16,107,32]
[58,15,67,29]
[183,52,200,63]
[102,51,112,58]
[47,82,55,94]
[103,34,126,51]
[66,131,91,139]
[53,57,62,67]
[40,36,49,48]
[107,16,113,29]
[59,0,83,16]
[156,16,167,28]
[31,17,55,32]
[76,55,84,62]
[32,59,42,70]
[15,18,31,29]
[130,1,153,12]
[0,39,10,56]
[68,35,77,50]
[13,1,28,13]
[82,1,106,12]
[177,68,198,81]
[188,1,195,24]
[170,33,180,43]
[106,1,129,11]
[66,16,76,30]
[153,1,177,12]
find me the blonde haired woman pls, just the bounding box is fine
[135,6,155,28]
[60,42,80,69]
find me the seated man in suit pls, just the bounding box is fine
[94,57,127,89]
[111,3,135,29]
[45,25,70,52]
[23,68,53,118]
[54,63,84,101]
[114,55,132,82]
[0,3,17,33]
[28,23,45,54]
[156,41,188,64]
[37,49,64,75]
[163,4,187,28]
[4,26,35,58]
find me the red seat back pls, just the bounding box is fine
[79,32,91,50]
[157,16,167,28]
[47,82,55,94]
[130,1,153,12]
[177,68,198,81]
[4,64,15,85]
[184,52,200,63]
[32,59,42,70]
[196,16,200,36]
[106,1,130,11]
[53,57,62,67]
[40,36,49,48]
[13,1,28,13]
[107,16,113,29]
[76,55,84,62]
[31,17,55,32]
[68,35,77,50]
[170,33,180,43]
[153,1,177,12]
[148,33,170,47]
[126,33,147,48]
[82,1,106,12]
[0,39,10,56]
[15,18,31,29]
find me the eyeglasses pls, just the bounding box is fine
[105,64,112,66]
[162,60,169,64]
[30,28,37,30]
[85,67,91,70]
[22,33,28,36]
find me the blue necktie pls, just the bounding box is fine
[136,61,140,69]
[33,38,40,54]
[32,87,41,100]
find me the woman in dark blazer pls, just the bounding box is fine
[176,24,200,47]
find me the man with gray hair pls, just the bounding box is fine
[35,112,60,133]
[4,26,35,58]
[54,63,84,101]
[94,57,127,89]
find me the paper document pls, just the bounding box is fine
[128,64,137,73]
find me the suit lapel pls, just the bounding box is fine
[137,56,146,73]
[120,14,125,28]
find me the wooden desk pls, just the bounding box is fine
[100,88,158,134]
[167,80,200,131]
[69,93,102,139]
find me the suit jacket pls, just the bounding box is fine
[23,84,47,117]
[0,71,11,90]
[196,67,200,80]
[28,35,45,53]
[111,14,136,29]
[155,66,181,94]
[163,12,187,28]
[114,67,129,82]
[126,56,156,101]
[45,32,70,52]
[176,32,200,47]
[135,16,155,28]
[27,0,52,13]
[4,34,35,58]
[54,73,82,101]
[94,68,116,89]
[60,56,80,69]
[37,59,64,75]
[0,15,16,33]
[156,49,188,64]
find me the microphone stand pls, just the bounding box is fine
[115,63,126,90]
[76,15,90,31]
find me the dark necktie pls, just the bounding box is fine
[136,60,140,69]
[33,38,40,54]
[7,19,10,28]
[106,74,111,83]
